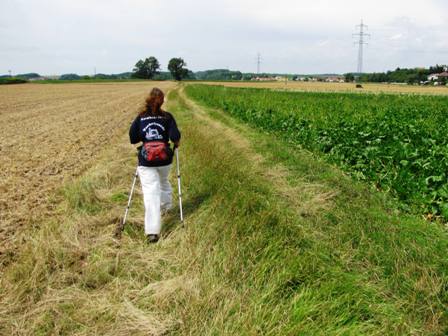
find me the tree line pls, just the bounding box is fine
[345,64,447,84]
[5,62,447,84]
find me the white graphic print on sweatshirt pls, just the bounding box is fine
[143,122,165,140]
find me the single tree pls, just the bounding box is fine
[133,56,160,79]
[168,58,189,81]
[344,73,355,82]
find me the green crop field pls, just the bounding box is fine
[186,84,448,221]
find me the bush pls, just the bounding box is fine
[0,77,28,85]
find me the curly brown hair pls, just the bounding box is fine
[139,88,165,116]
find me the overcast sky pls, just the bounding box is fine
[1,0,447,75]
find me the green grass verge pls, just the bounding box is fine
[0,86,446,335]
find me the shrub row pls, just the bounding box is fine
[0,77,28,84]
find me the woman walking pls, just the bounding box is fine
[129,88,181,243]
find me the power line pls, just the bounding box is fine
[353,19,370,74]
[256,52,262,74]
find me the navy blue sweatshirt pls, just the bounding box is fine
[129,111,181,167]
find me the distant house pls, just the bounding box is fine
[293,77,309,81]
[251,76,276,81]
[29,77,46,81]
[29,75,59,81]
[275,76,288,81]
[428,72,448,81]
[325,76,345,83]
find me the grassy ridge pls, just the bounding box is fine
[185,84,448,221]
[0,86,447,335]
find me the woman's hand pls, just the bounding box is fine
[173,141,180,149]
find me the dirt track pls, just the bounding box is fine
[0,82,175,264]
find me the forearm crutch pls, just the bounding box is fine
[175,148,184,226]
[115,166,139,238]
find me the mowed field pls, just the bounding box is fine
[199,80,448,95]
[0,82,174,265]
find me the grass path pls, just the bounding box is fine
[0,85,446,335]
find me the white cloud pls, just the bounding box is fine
[389,33,403,40]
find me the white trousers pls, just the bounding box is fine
[137,165,172,235]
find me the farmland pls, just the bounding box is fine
[199,80,448,95]
[0,82,174,265]
[0,82,447,335]
[185,84,448,221]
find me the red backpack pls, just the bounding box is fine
[141,141,171,162]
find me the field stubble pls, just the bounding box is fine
[0,82,174,267]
